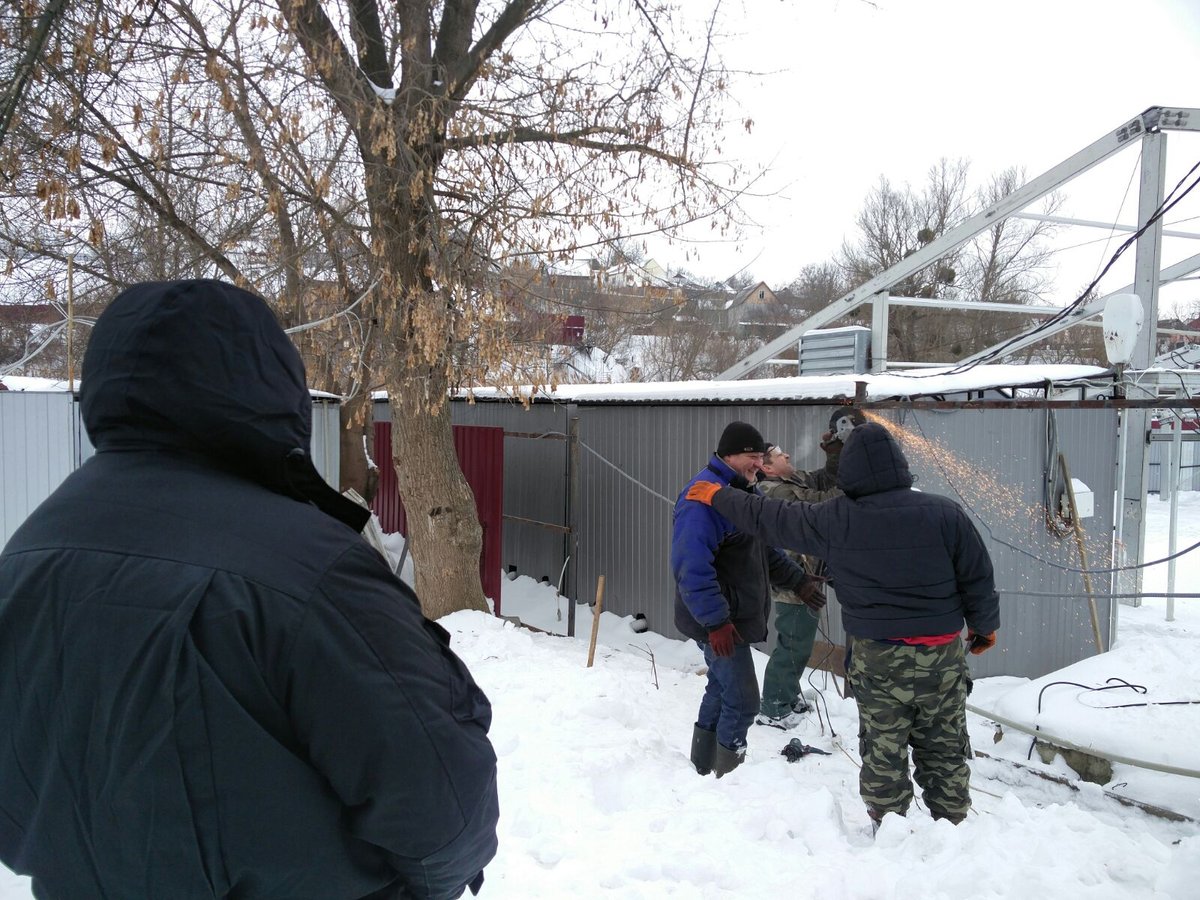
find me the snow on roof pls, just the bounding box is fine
[0,376,75,392]
[369,364,1112,404]
[0,375,342,400]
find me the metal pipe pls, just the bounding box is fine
[1111,408,1129,637]
[566,415,580,637]
[1168,416,1183,621]
[1060,452,1105,653]
[871,292,888,374]
[1011,210,1200,240]
[966,701,1200,780]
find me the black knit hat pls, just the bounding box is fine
[717,421,767,457]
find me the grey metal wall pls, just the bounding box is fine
[879,406,1118,678]
[1148,433,1199,492]
[454,398,1121,679]
[572,403,839,644]
[0,392,83,548]
[308,398,342,486]
[2,391,341,550]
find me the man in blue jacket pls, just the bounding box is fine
[0,280,499,898]
[671,421,820,778]
[687,420,999,826]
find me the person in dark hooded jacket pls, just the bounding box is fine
[686,420,999,828]
[0,280,499,899]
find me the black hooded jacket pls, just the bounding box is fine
[0,280,499,899]
[708,422,1000,640]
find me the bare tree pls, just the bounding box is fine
[835,159,1061,364]
[783,262,850,319]
[0,0,741,616]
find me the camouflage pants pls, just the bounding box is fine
[849,636,973,821]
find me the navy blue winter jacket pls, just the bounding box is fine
[671,455,808,643]
[0,281,498,900]
[708,423,1000,640]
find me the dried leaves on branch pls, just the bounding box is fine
[0,0,747,616]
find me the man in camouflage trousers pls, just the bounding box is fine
[686,417,999,828]
[850,639,975,825]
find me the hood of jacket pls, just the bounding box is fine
[835,421,914,498]
[80,279,368,531]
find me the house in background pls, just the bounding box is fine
[684,280,781,329]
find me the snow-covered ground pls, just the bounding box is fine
[3,497,1198,898]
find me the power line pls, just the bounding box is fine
[883,155,1200,380]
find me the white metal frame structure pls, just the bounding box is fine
[721,106,1200,380]
[720,105,1200,621]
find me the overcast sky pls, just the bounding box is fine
[652,0,1200,318]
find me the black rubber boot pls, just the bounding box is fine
[712,742,745,778]
[690,724,717,775]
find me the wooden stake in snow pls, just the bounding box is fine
[586,575,606,667]
[1059,453,1104,654]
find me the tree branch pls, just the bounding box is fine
[349,0,392,88]
[446,0,543,103]
[278,0,377,139]
[445,125,684,164]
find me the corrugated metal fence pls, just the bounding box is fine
[1,391,342,549]
[444,397,1120,680]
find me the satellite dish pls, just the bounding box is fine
[1101,293,1144,366]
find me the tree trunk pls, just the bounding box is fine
[338,392,378,502]
[387,371,488,618]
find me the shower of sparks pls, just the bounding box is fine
[861,411,1114,623]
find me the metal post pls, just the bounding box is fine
[1162,421,1174,504]
[66,256,75,391]
[1110,409,1129,643]
[1118,129,1167,605]
[871,292,889,373]
[1167,415,1183,621]
[566,415,580,637]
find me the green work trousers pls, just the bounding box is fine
[759,601,818,717]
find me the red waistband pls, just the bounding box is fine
[888,632,961,647]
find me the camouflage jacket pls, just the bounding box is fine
[758,467,841,604]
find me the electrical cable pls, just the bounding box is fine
[523,429,678,505]
[0,321,67,376]
[904,409,1200,575]
[1001,590,1200,599]
[284,277,378,335]
[1091,150,1140,287]
[882,154,1200,380]
[1025,677,1148,760]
